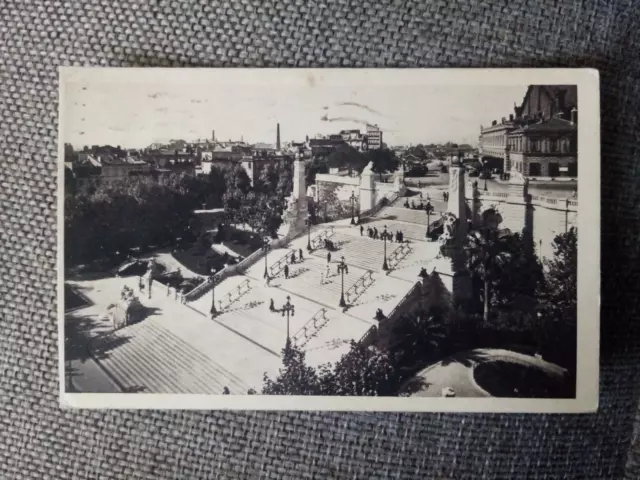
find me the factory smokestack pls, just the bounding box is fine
[276,123,281,151]
[212,129,215,142]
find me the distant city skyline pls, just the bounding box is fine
[62,78,527,150]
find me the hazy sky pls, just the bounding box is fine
[63,78,527,149]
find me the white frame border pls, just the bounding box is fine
[58,68,600,412]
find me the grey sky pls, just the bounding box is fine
[63,76,527,149]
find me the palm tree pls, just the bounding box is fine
[465,223,514,324]
[390,307,447,374]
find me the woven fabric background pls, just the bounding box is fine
[0,0,639,478]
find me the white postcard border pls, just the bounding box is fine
[58,68,600,412]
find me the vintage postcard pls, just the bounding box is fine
[59,68,600,412]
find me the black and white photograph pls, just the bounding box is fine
[59,68,600,411]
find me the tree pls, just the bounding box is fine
[538,228,578,371]
[367,148,399,181]
[262,342,321,395]
[390,307,448,374]
[465,212,518,324]
[326,145,368,175]
[328,341,398,396]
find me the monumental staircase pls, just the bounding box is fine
[78,208,446,394]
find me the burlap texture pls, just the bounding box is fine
[1,1,639,478]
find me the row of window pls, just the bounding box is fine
[512,161,578,176]
[508,137,574,154]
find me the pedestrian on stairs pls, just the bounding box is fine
[284,264,289,279]
[299,248,303,261]
[269,298,275,311]
[373,227,379,239]
[325,263,330,278]
[360,225,364,236]
[320,273,324,285]
[327,251,332,264]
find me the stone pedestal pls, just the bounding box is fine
[282,154,309,238]
[359,161,376,212]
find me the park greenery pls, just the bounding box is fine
[261,225,578,396]
[308,145,399,184]
[261,306,449,396]
[65,158,294,269]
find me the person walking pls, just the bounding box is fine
[373,227,379,239]
[327,251,332,264]
[269,298,275,311]
[291,251,296,264]
[284,264,289,279]
[360,225,364,236]
[299,248,303,261]
[367,227,373,238]
[320,272,324,285]
[325,263,330,278]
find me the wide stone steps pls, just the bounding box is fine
[211,282,333,355]
[269,257,364,309]
[93,319,249,394]
[375,206,433,225]
[315,232,393,272]
[363,220,428,242]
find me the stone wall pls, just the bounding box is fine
[509,153,577,177]
[469,189,578,261]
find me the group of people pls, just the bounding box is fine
[323,238,336,251]
[360,225,405,243]
[404,199,435,212]
[499,171,511,181]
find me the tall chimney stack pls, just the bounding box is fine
[212,129,215,142]
[276,123,281,151]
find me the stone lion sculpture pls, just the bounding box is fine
[438,212,458,247]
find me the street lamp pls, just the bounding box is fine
[262,236,271,279]
[306,214,312,251]
[381,225,391,271]
[281,295,295,347]
[210,267,218,316]
[483,161,489,192]
[349,190,357,225]
[425,201,433,239]
[337,256,349,307]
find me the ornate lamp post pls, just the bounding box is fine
[306,214,312,251]
[425,201,434,239]
[483,160,489,192]
[381,225,391,271]
[209,267,218,316]
[262,236,271,279]
[281,295,295,347]
[349,190,357,225]
[337,256,349,307]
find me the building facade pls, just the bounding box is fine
[479,85,578,177]
[366,124,383,150]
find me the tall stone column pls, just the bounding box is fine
[281,153,309,238]
[359,161,376,213]
[436,155,471,305]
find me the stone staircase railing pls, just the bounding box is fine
[292,308,330,348]
[309,227,335,250]
[359,280,422,348]
[184,236,289,302]
[215,278,251,312]
[387,243,412,270]
[385,281,421,323]
[359,325,378,347]
[268,251,295,278]
[344,270,375,305]
[361,192,400,218]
